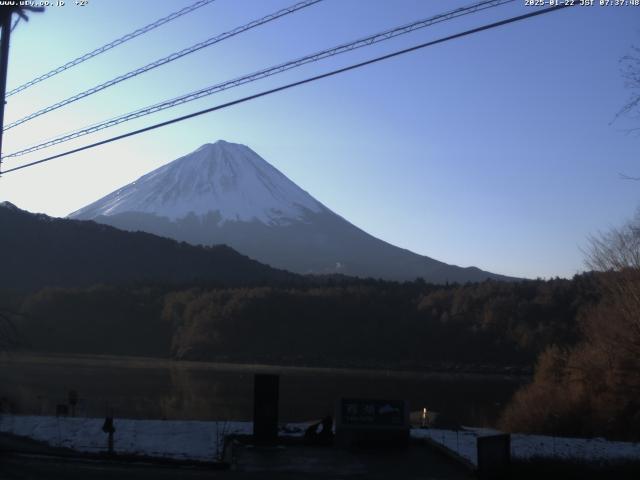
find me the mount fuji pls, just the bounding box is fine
[69,140,513,283]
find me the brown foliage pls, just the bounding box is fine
[500,218,640,440]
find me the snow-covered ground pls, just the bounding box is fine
[0,415,308,462]
[410,428,640,466]
[0,414,252,461]
[412,428,478,465]
[3,415,639,466]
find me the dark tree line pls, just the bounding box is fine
[5,274,600,372]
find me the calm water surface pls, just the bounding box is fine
[0,353,527,427]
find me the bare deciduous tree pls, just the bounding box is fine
[501,217,640,439]
[615,45,640,180]
[586,213,640,339]
[586,212,640,271]
[616,45,640,126]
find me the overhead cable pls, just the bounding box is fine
[1,4,574,175]
[2,0,514,158]
[6,0,218,97]
[4,0,323,130]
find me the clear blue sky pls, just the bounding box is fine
[0,0,638,279]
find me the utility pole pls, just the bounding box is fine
[0,6,43,175]
[0,9,12,174]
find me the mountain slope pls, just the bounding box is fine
[72,141,323,224]
[70,140,515,283]
[0,202,294,291]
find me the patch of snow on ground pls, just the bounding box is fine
[0,415,252,461]
[7,415,637,466]
[510,433,640,462]
[411,428,640,466]
[411,428,478,465]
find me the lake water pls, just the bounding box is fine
[0,353,527,427]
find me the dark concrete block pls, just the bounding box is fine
[253,374,279,444]
[477,433,511,479]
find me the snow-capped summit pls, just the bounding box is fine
[70,141,514,283]
[70,140,323,225]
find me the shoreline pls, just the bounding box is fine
[0,350,530,382]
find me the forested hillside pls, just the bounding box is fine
[0,202,294,290]
[7,275,600,372]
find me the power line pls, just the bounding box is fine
[5,0,218,98]
[1,4,574,176]
[3,0,322,131]
[0,6,44,173]
[2,0,514,159]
